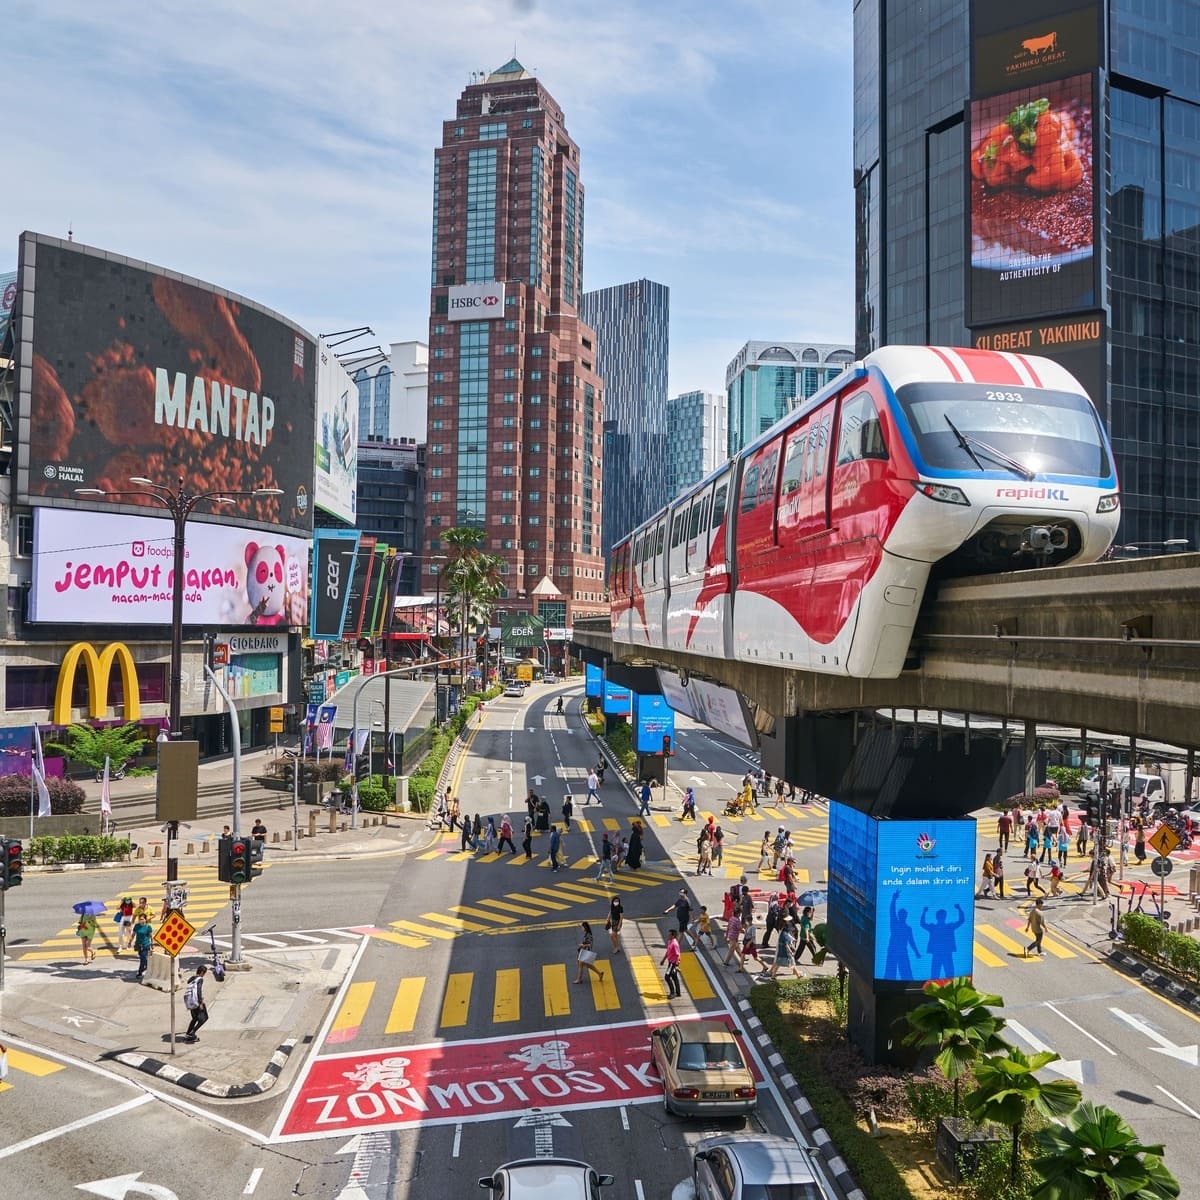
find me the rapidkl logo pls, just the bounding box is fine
[995,486,1068,501]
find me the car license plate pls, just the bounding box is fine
[703,1091,730,1100]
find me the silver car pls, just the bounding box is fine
[693,1134,829,1200]
[479,1158,613,1200]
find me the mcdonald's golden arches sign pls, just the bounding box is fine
[54,643,141,725]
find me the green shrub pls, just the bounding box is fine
[26,835,131,864]
[1120,911,1200,984]
[0,773,87,817]
[603,721,637,776]
[1045,766,1084,793]
[357,781,391,812]
[904,1072,958,1135]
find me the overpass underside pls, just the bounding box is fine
[576,553,1200,750]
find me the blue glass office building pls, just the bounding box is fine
[855,0,1200,549]
[580,279,670,559]
[666,390,727,495]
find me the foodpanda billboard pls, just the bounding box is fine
[448,281,505,321]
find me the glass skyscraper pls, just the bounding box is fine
[579,279,670,559]
[855,0,1200,549]
[667,390,727,496]
[725,341,854,457]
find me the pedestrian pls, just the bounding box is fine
[132,911,154,982]
[758,833,772,874]
[762,894,780,948]
[483,816,498,855]
[992,851,1005,898]
[1024,898,1047,957]
[1025,819,1039,860]
[596,833,615,882]
[448,795,461,831]
[711,823,725,867]
[666,888,693,944]
[522,817,534,860]
[1076,817,1089,858]
[460,815,472,853]
[251,818,267,843]
[537,798,551,831]
[117,896,135,951]
[697,820,712,860]
[76,910,98,963]
[739,919,763,973]
[1049,861,1063,896]
[549,824,562,872]
[526,791,538,828]
[1057,826,1069,869]
[771,921,802,979]
[997,810,1012,852]
[626,821,644,870]
[722,910,743,966]
[183,963,210,1040]
[639,779,652,816]
[614,835,628,873]
[771,826,787,870]
[775,776,786,802]
[133,896,151,926]
[561,793,574,831]
[1039,825,1055,864]
[697,838,713,876]
[679,787,696,821]
[977,853,995,899]
[690,905,716,950]
[1023,861,1045,896]
[606,896,624,952]
[574,921,604,984]
[796,906,819,962]
[661,929,683,998]
[586,769,599,805]
[498,815,516,855]
[1134,821,1146,864]
[742,777,756,811]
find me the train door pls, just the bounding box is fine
[732,442,782,660]
[772,419,816,666]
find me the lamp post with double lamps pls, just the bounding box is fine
[75,475,283,880]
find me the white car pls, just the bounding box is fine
[479,1158,613,1200]
[693,1135,828,1200]
[503,682,526,698]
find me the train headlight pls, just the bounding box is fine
[1096,493,1120,514]
[912,481,970,506]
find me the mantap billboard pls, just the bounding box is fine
[15,233,316,534]
[315,338,357,524]
[30,507,309,627]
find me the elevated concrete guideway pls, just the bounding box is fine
[574,552,1200,749]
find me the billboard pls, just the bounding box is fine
[29,507,309,627]
[314,339,358,524]
[633,693,675,754]
[602,679,632,716]
[310,529,360,640]
[657,668,756,748]
[343,536,378,637]
[15,233,316,534]
[0,269,16,341]
[828,803,977,984]
[585,662,603,698]
[448,281,505,321]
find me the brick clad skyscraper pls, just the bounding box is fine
[424,60,607,628]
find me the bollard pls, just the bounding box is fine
[329,809,337,834]
[272,831,280,843]
[152,843,162,858]
[185,842,194,855]
[285,829,293,842]
[136,845,145,859]
[309,811,318,838]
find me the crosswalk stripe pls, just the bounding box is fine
[3,1048,65,1077]
[494,968,521,1023]
[391,919,457,941]
[977,925,1030,959]
[475,898,546,918]
[677,952,716,1000]
[1002,919,1076,959]
[602,818,621,831]
[974,940,1006,968]
[506,854,539,867]
[329,981,375,1043]
[567,857,594,871]
[385,978,425,1034]
[419,913,493,933]
[507,891,571,911]
[543,963,570,1017]
[441,972,472,1027]
[590,959,619,1010]
[649,814,671,828]
[630,954,670,1005]
[450,905,517,926]
[416,849,442,860]
[370,928,431,949]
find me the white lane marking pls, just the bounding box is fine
[0,1094,152,1161]
[1156,1085,1200,1120]
[243,1167,264,1194]
[634,1180,647,1200]
[619,1105,629,1132]
[452,1123,463,1157]
[1110,1007,1200,1065]
[1044,1003,1117,1056]
[1005,1020,1084,1083]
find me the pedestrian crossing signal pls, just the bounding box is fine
[250,840,265,879]
[1,838,22,889]
[229,839,249,885]
[662,735,673,757]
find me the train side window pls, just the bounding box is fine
[757,450,779,507]
[740,463,760,513]
[711,482,728,528]
[816,415,832,476]
[782,430,806,495]
[671,511,687,548]
[655,523,666,557]
[837,392,888,465]
[687,498,704,540]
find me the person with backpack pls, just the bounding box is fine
[183,964,209,1042]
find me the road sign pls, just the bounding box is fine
[1147,824,1181,858]
[1150,855,1174,878]
[269,706,285,733]
[211,643,229,667]
[152,909,196,958]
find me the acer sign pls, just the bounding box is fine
[447,281,505,321]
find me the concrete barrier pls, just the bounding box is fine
[141,952,180,993]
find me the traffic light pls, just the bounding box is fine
[250,840,265,879]
[217,835,231,883]
[229,839,249,885]
[1084,797,1099,824]
[1,838,22,889]
[662,734,673,757]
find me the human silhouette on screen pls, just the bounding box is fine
[882,890,919,979]
[920,903,966,979]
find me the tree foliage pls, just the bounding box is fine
[44,723,150,772]
[441,527,504,675]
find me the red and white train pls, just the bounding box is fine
[610,345,1119,679]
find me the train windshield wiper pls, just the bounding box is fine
[943,414,1034,481]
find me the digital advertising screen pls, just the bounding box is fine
[311,529,360,640]
[602,679,632,716]
[585,662,603,698]
[827,803,878,981]
[29,507,309,627]
[973,2,1100,97]
[875,818,977,983]
[633,692,675,754]
[15,233,316,534]
[968,72,1098,325]
[314,338,358,524]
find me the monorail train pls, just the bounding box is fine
[610,345,1119,679]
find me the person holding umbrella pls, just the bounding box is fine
[73,901,104,962]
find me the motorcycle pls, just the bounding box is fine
[95,762,128,782]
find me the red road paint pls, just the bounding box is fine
[277,1014,749,1138]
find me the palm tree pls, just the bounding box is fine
[440,527,503,690]
[967,1048,1083,1186]
[903,978,1009,1116]
[1031,1101,1180,1200]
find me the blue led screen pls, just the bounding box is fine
[632,693,675,753]
[585,663,602,698]
[602,679,632,715]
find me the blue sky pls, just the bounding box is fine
[3,0,854,396]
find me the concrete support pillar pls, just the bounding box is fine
[1024,720,1038,794]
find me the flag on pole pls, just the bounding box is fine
[100,755,112,818]
[32,724,52,818]
[343,733,355,774]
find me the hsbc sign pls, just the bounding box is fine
[448,282,505,321]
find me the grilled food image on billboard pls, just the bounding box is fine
[971,99,1083,193]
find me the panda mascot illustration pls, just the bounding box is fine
[243,542,288,625]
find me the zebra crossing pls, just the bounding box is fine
[0,1045,65,1093]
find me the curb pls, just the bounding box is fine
[114,1036,300,1098]
[1105,947,1200,1013]
[734,996,866,1200]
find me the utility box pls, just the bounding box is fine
[157,741,200,822]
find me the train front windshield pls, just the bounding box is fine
[895,381,1111,480]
